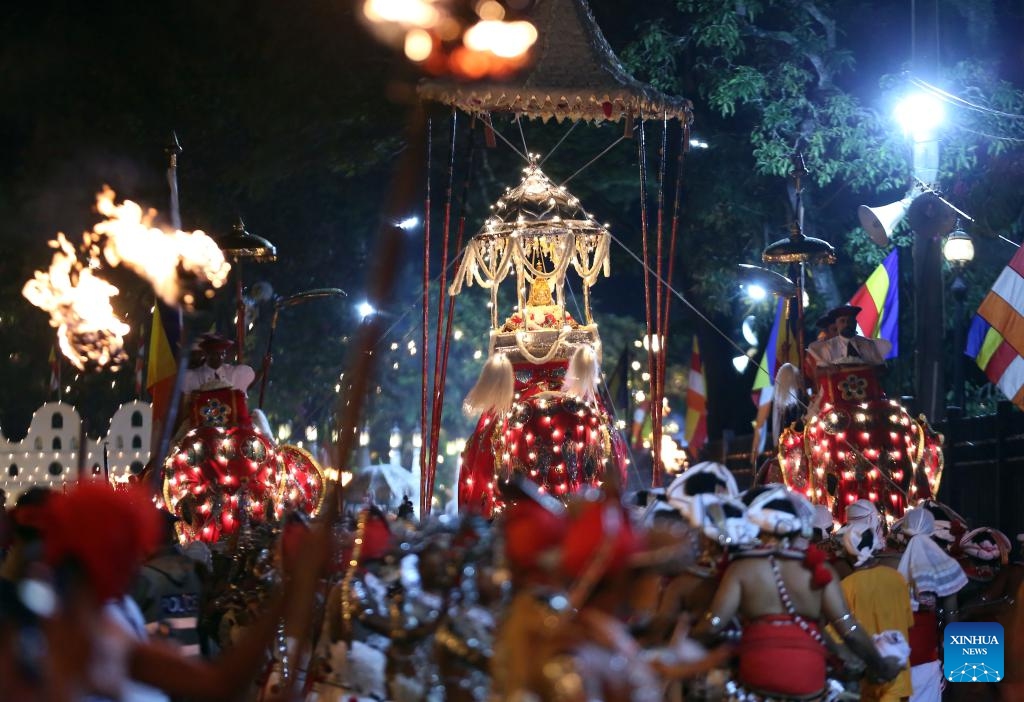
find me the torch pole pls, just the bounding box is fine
[235,260,246,364]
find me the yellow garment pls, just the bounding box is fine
[840,566,914,702]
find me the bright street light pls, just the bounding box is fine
[894,92,945,142]
[398,216,420,230]
[357,301,376,320]
[744,283,767,302]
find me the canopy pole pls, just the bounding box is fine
[429,118,478,513]
[419,117,433,517]
[426,110,460,515]
[636,118,656,488]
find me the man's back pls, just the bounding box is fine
[732,556,828,620]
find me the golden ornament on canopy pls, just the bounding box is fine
[448,159,610,328]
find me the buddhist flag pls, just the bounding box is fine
[849,249,899,359]
[684,336,707,456]
[751,298,801,406]
[966,245,1024,408]
[146,301,181,440]
[750,298,800,451]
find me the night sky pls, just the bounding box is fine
[1,0,1023,441]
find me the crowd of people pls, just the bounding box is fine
[2,461,1021,701]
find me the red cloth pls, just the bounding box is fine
[505,499,567,572]
[739,615,826,697]
[908,609,939,666]
[560,500,639,580]
[190,387,252,429]
[816,365,882,406]
[43,482,161,602]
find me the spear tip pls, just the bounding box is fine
[166,131,183,157]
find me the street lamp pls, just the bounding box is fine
[943,227,975,265]
[943,225,973,411]
[894,92,945,142]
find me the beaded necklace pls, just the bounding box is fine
[768,555,825,647]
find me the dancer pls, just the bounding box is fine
[697,486,902,700]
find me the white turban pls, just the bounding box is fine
[843,521,879,567]
[666,461,738,521]
[745,485,809,537]
[895,508,968,610]
[812,505,834,533]
[688,494,760,547]
[839,499,884,546]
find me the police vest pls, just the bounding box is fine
[133,551,203,657]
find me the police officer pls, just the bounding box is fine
[130,511,205,657]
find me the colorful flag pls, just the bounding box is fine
[751,298,802,406]
[684,336,707,456]
[849,249,899,359]
[48,344,61,399]
[750,298,801,451]
[146,301,181,443]
[966,246,1024,408]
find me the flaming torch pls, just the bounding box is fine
[23,232,131,371]
[23,187,231,371]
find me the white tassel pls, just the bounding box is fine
[463,353,514,416]
[563,345,599,405]
[772,362,802,437]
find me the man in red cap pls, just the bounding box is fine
[182,333,255,395]
[807,305,890,368]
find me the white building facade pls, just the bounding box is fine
[2,401,152,504]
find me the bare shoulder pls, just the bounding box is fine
[726,557,768,581]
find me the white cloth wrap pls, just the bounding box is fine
[895,508,968,610]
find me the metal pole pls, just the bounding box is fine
[951,271,967,411]
[235,260,246,364]
[258,305,281,409]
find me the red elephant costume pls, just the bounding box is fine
[446,163,628,516]
[778,315,943,525]
[163,374,324,542]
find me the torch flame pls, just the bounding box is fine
[22,232,130,370]
[93,186,230,306]
[23,187,232,371]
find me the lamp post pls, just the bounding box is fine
[943,226,974,411]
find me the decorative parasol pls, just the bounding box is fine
[418,0,691,123]
[214,217,277,364]
[449,158,609,329]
